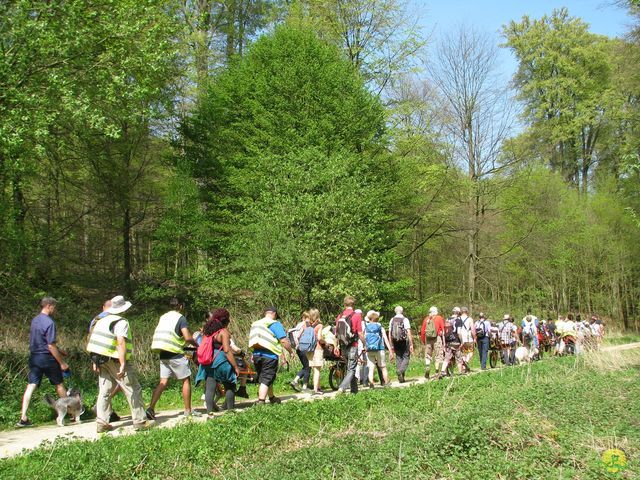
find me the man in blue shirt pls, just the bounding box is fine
[249,307,294,404]
[18,297,69,427]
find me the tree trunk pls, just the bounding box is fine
[123,207,132,296]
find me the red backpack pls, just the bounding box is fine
[197,334,225,366]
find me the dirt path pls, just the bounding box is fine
[2,341,638,459]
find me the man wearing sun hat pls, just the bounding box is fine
[87,295,153,432]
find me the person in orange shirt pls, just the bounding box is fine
[420,306,445,379]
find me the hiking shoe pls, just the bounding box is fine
[268,396,282,404]
[312,390,324,396]
[108,412,121,423]
[16,419,33,428]
[424,369,430,379]
[96,422,114,434]
[236,386,249,399]
[184,410,203,417]
[145,407,156,420]
[134,420,155,431]
[289,380,301,392]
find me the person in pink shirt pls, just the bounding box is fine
[336,296,365,394]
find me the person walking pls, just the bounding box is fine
[421,306,445,379]
[17,297,69,428]
[459,307,475,371]
[475,313,491,370]
[498,314,515,366]
[201,308,240,413]
[305,308,325,395]
[289,311,311,392]
[336,296,365,394]
[88,298,122,423]
[147,298,200,420]
[249,307,294,405]
[364,310,393,387]
[388,306,414,383]
[437,307,464,379]
[86,295,153,432]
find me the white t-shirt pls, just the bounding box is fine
[459,315,474,343]
[113,319,130,339]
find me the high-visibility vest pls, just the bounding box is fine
[249,318,283,356]
[86,315,133,360]
[151,311,186,354]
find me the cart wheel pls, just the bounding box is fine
[489,350,498,369]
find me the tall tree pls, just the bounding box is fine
[183,26,398,312]
[427,27,515,308]
[502,8,612,193]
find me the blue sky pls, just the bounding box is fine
[412,0,633,80]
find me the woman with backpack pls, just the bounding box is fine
[305,308,325,395]
[289,312,311,392]
[199,308,240,414]
[364,311,393,387]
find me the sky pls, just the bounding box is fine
[412,0,633,80]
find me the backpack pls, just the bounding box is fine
[336,313,356,345]
[365,323,384,351]
[197,334,224,366]
[390,316,407,342]
[297,326,317,353]
[424,318,437,338]
[287,321,305,349]
[445,317,460,344]
[475,321,486,339]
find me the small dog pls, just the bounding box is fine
[514,346,531,363]
[44,388,85,426]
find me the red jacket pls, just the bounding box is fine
[420,315,445,343]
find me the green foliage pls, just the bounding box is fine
[184,26,400,312]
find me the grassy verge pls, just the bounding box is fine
[1,348,638,479]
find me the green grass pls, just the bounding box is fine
[1,349,638,479]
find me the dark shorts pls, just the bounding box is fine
[252,355,278,387]
[28,354,63,386]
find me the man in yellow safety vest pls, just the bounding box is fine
[249,307,294,405]
[86,295,153,433]
[146,297,199,419]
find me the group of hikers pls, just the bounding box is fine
[17,295,605,432]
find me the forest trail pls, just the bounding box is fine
[2,341,638,460]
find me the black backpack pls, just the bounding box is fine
[475,321,486,339]
[444,317,459,344]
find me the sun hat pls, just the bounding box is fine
[366,310,381,319]
[107,295,132,314]
[503,314,510,320]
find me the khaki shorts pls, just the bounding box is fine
[366,350,386,368]
[160,356,191,380]
[307,349,324,368]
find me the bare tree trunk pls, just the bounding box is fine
[123,207,132,296]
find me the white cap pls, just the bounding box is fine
[429,306,438,315]
[503,314,510,320]
[355,309,362,314]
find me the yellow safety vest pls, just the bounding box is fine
[151,310,186,354]
[87,315,133,360]
[249,318,283,356]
